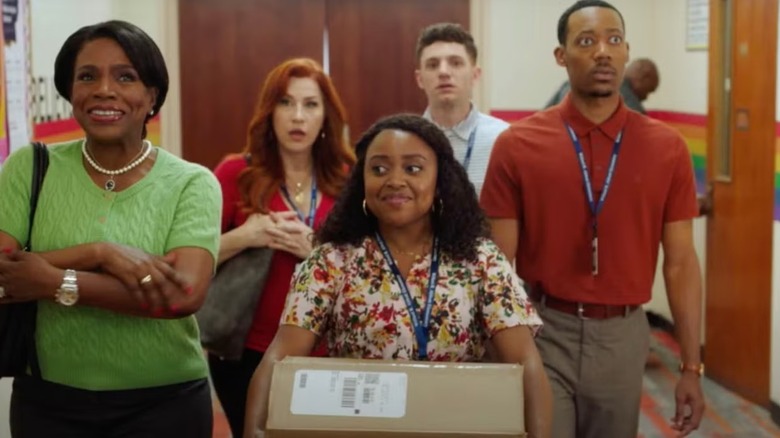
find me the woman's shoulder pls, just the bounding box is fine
[150,149,221,201]
[212,153,248,176]
[475,237,501,253]
[1,139,80,175]
[46,138,82,153]
[446,238,508,268]
[311,237,372,264]
[157,148,218,179]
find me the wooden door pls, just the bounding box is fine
[326,0,470,141]
[705,0,777,405]
[178,0,325,169]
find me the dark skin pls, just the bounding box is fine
[243,130,552,438]
[624,58,659,102]
[0,37,214,316]
[490,6,703,436]
[0,240,210,317]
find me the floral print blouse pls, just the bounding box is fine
[282,237,542,362]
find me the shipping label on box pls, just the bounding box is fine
[290,369,407,418]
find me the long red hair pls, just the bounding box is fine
[237,58,355,213]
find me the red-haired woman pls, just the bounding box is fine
[208,57,355,438]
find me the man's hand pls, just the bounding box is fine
[670,373,705,436]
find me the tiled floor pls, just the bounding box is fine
[212,331,780,438]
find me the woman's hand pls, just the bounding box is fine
[237,213,277,248]
[0,250,62,302]
[244,325,318,438]
[266,214,315,259]
[96,242,190,312]
[493,325,552,438]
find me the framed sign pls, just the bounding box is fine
[686,0,709,51]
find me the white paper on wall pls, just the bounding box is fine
[4,0,31,154]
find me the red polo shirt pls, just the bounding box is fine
[480,96,698,305]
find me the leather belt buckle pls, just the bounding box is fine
[576,302,590,320]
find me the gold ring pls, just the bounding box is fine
[139,274,153,285]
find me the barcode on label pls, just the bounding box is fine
[341,377,357,408]
[364,373,380,384]
[362,387,375,404]
[290,370,407,418]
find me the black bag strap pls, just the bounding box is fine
[26,142,49,250]
[26,142,48,378]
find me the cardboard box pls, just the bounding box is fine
[266,356,525,437]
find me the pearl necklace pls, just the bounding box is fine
[82,139,153,191]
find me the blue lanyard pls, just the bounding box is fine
[374,232,440,361]
[280,176,317,226]
[565,124,623,225]
[461,127,477,171]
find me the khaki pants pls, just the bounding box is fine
[534,302,650,438]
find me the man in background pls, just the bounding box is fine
[546,57,659,114]
[415,23,508,195]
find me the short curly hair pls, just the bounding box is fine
[316,114,489,261]
[416,22,477,65]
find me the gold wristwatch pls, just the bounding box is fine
[54,269,79,306]
[679,362,704,377]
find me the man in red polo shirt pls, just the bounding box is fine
[480,1,705,437]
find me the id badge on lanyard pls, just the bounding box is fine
[564,123,623,276]
[462,127,477,171]
[374,232,440,360]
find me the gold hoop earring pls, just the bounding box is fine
[363,199,369,216]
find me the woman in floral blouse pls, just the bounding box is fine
[244,114,552,438]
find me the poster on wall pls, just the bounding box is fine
[3,0,30,155]
[686,0,708,51]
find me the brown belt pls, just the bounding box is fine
[528,286,639,320]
